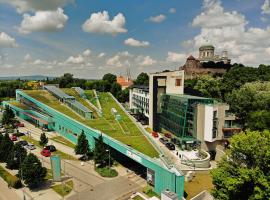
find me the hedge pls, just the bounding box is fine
[0,165,22,188]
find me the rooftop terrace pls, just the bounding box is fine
[23,89,159,158]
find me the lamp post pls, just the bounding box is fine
[106,149,111,176]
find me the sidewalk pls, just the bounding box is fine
[0,177,20,200]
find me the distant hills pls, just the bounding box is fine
[0,75,55,81]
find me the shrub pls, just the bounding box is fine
[0,165,22,188]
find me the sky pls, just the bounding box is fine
[0,0,270,79]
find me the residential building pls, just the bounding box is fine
[129,85,149,118]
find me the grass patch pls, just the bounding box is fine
[51,136,76,149]
[132,195,144,200]
[9,101,29,110]
[145,127,152,133]
[51,180,73,197]
[184,171,214,200]
[21,136,76,160]
[95,167,118,178]
[0,165,22,188]
[85,90,98,108]
[143,185,160,198]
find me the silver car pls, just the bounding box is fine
[25,144,36,150]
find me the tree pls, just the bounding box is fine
[18,153,47,189]
[102,73,117,83]
[193,75,222,100]
[110,82,121,97]
[0,133,14,162]
[226,81,270,128]
[6,143,27,170]
[134,73,149,85]
[1,106,15,125]
[93,135,110,167]
[39,132,48,147]
[59,73,74,88]
[211,130,270,200]
[117,88,129,103]
[75,130,90,155]
[247,110,270,131]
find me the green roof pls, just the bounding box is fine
[166,93,212,100]
[23,90,159,158]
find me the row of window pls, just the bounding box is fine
[58,125,78,137]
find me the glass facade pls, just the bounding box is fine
[158,94,213,140]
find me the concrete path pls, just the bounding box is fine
[0,178,20,200]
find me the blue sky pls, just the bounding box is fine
[0,0,270,78]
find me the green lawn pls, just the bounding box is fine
[95,167,118,178]
[51,180,73,197]
[51,136,76,149]
[9,101,29,110]
[184,171,214,200]
[85,90,99,108]
[24,90,159,158]
[21,135,77,160]
[132,195,144,200]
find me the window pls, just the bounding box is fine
[175,79,181,86]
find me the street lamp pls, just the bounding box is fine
[106,149,111,176]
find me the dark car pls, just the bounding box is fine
[44,145,56,152]
[165,142,175,150]
[17,140,28,146]
[159,137,168,145]
[171,138,180,146]
[79,155,90,161]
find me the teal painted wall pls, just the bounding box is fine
[6,90,184,198]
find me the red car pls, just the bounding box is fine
[10,135,17,141]
[152,131,159,138]
[165,133,172,138]
[18,123,24,127]
[41,149,51,157]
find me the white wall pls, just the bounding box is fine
[204,105,214,142]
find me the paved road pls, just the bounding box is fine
[17,119,147,200]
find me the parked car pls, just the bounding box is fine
[17,140,28,146]
[18,123,24,127]
[10,135,17,141]
[44,145,56,152]
[25,144,36,150]
[164,133,172,138]
[79,154,90,161]
[171,138,180,146]
[41,149,51,157]
[152,131,159,138]
[165,142,175,150]
[159,137,168,145]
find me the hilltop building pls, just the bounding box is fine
[181,44,231,79]
[117,69,133,90]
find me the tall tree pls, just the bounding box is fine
[102,73,117,83]
[75,130,90,155]
[211,130,270,200]
[0,133,13,162]
[134,72,149,86]
[39,132,48,147]
[1,106,15,125]
[18,153,47,189]
[93,135,110,167]
[6,143,27,170]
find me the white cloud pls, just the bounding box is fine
[98,52,105,58]
[24,54,32,62]
[0,0,74,13]
[185,0,270,66]
[82,11,127,36]
[83,49,91,57]
[66,55,84,64]
[139,55,157,66]
[0,32,18,47]
[167,52,187,63]
[124,38,150,47]
[192,0,246,28]
[169,8,176,14]
[19,8,68,34]
[148,14,166,23]
[106,51,132,68]
[262,0,270,14]
[265,47,270,55]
